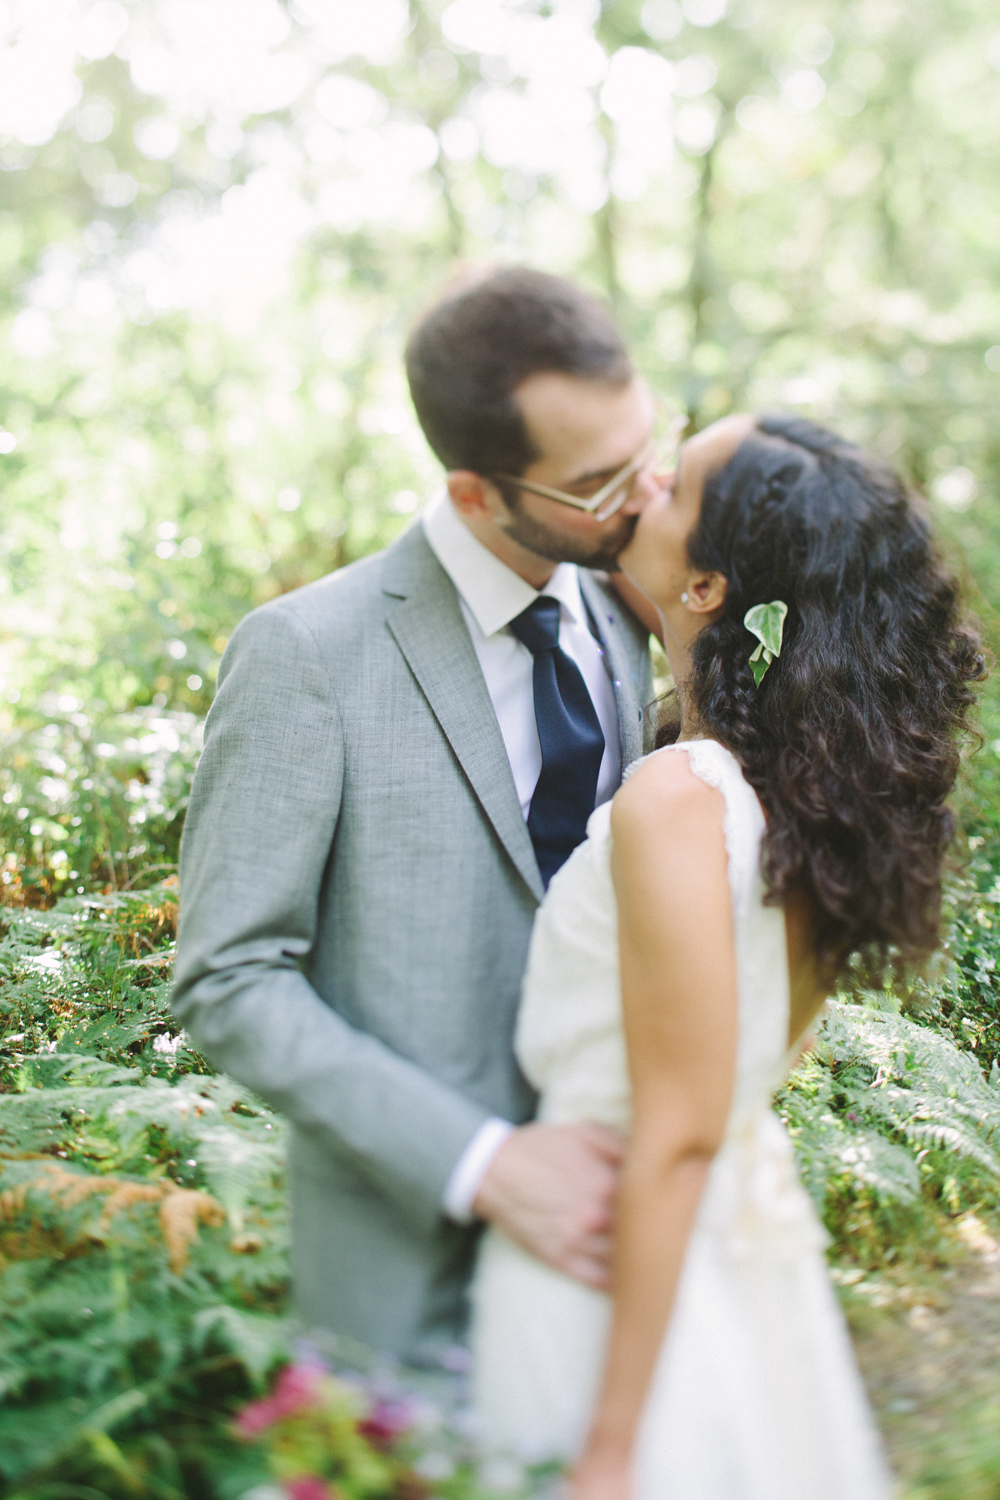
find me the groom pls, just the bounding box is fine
[172,267,657,1361]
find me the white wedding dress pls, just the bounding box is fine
[471,740,892,1499]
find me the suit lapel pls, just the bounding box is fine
[578,572,646,770]
[383,527,544,904]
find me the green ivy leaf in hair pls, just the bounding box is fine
[744,600,788,687]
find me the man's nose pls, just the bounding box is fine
[621,467,660,514]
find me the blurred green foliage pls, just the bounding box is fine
[1,708,201,904]
[0,889,289,1497]
[3,3,1000,1493]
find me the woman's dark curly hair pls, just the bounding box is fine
[660,413,985,976]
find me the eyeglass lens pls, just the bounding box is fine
[592,427,681,521]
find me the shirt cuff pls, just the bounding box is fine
[442,1117,516,1223]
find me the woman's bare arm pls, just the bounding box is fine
[572,751,737,1499]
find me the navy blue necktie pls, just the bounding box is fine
[509,596,605,889]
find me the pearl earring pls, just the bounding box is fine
[680,592,689,604]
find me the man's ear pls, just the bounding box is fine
[687,571,728,614]
[447,471,495,518]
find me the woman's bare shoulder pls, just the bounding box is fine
[610,750,731,945]
[613,747,724,824]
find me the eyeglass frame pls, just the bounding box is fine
[489,411,689,523]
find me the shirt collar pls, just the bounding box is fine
[422,491,585,638]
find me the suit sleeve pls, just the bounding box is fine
[171,603,491,1233]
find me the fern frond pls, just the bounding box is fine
[781,1000,1000,1231]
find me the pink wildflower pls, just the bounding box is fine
[357,1397,415,1449]
[284,1478,341,1500]
[234,1362,326,1438]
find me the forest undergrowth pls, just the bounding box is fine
[2,706,1000,1498]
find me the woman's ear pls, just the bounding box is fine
[687,571,728,614]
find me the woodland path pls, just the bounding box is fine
[844,1216,1000,1496]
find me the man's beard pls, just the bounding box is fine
[499,502,638,572]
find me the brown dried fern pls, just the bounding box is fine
[159,1187,226,1271]
[0,1163,226,1271]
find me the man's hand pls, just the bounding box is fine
[472,1121,624,1289]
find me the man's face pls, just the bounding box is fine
[496,373,660,571]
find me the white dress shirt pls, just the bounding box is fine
[422,492,622,1220]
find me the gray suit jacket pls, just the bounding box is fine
[172,521,652,1360]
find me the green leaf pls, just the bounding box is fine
[749,651,771,688]
[743,601,788,659]
[192,1306,292,1386]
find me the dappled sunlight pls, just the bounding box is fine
[0,0,998,774]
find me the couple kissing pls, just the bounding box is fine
[173,266,981,1499]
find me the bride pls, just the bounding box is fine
[470,412,982,1499]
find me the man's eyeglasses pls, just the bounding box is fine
[490,411,688,523]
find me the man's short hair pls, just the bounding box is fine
[405,266,633,480]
